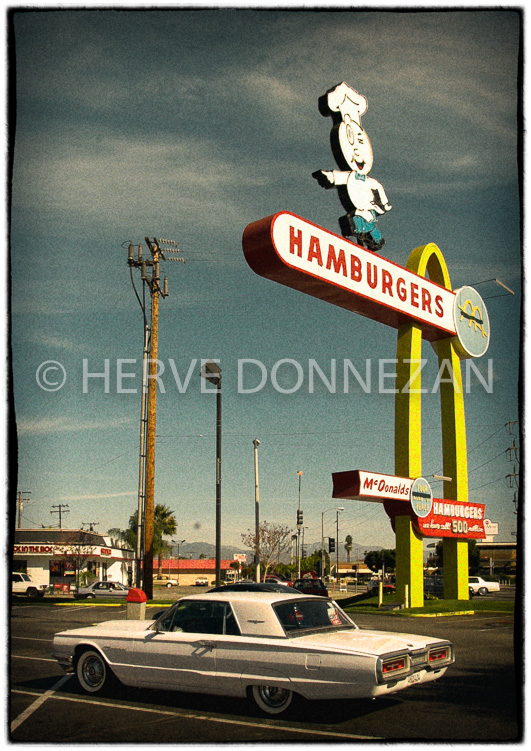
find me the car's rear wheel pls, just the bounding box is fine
[478,587,488,596]
[166,582,172,588]
[76,649,113,694]
[251,685,294,715]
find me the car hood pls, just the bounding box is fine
[293,628,439,656]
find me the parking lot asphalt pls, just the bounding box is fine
[9,588,521,743]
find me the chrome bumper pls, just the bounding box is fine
[52,652,74,673]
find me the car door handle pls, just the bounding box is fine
[197,641,215,649]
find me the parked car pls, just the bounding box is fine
[424,577,444,598]
[367,579,396,595]
[468,576,500,596]
[154,575,179,588]
[11,572,47,598]
[209,582,298,593]
[52,591,454,715]
[263,573,294,587]
[195,577,209,586]
[74,581,130,600]
[293,578,328,597]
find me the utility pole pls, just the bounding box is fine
[505,422,520,517]
[51,504,69,529]
[17,491,31,528]
[127,237,185,598]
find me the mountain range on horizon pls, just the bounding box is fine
[168,540,383,562]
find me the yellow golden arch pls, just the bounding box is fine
[394,243,469,607]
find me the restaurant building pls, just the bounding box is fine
[12,528,135,593]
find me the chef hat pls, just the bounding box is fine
[326,82,368,127]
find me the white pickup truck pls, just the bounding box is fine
[469,576,500,596]
[12,572,48,598]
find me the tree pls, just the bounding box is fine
[153,505,178,576]
[344,535,353,562]
[365,548,396,574]
[109,504,177,577]
[427,540,479,572]
[59,530,97,589]
[241,521,292,578]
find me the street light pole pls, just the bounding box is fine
[321,506,344,580]
[336,509,341,583]
[172,539,185,584]
[200,361,222,587]
[253,439,260,582]
[297,471,303,579]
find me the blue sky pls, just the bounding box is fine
[9,5,522,554]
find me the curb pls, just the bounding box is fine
[409,611,475,618]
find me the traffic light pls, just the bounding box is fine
[297,510,303,526]
[328,538,335,553]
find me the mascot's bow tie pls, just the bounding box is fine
[354,172,366,181]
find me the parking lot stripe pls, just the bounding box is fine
[11,689,380,740]
[11,675,72,733]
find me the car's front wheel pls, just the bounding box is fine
[166,582,172,588]
[76,649,113,694]
[251,685,294,715]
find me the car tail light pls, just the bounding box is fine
[429,645,452,664]
[382,656,407,674]
[378,653,410,682]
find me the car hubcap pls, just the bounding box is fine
[82,657,104,688]
[258,686,290,708]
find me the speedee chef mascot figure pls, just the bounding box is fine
[313,82,391,252]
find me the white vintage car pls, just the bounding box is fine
[52,592,454,715]
[468,576,500,596]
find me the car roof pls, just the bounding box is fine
[180,591,321,604]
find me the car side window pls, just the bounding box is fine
[156,601,240,636]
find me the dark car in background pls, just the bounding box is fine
[209,581,298,594]
[293,578,328,597]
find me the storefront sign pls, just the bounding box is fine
[243,212,457,342]
[483,518,499,536]
[13,545,54,554]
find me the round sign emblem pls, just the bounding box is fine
[410,477,433,518]
[452,286,490,359]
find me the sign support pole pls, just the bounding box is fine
[394,322,424,608]
[436,335,470,600]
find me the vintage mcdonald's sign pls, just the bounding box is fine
[332,469,485,540]
[243,212,456,342]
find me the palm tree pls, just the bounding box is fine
[344,535,353,563]
[108,504,178,577]
[154,504,178,576]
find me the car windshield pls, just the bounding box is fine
[274,599,356,635]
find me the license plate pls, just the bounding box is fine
[407,672,421,684]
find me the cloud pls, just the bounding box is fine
[53,491,136,502]
[17,414,134,436]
